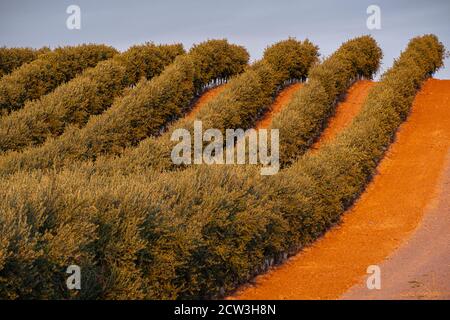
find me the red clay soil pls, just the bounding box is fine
[230,78,450,300]
[311,80,374,150]
[255,83,303,129]
[185,85,226,119]
[342,156,450,299]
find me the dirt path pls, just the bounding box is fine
[230,78,450,300]
[256,83,303,129]
[311,80,373,150]
[187,82,302,127]
[342,153,450,299]
[185,84,226,119]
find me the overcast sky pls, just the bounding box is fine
[1,0,449,78]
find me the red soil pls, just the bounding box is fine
[185,85,226,119]
[230,78,450,300]
[256,83,303,129]
[311,80,374,150]
[342,157,450,299]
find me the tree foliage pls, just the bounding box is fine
[0,47,50,78]
[263,37,319,81]
[0,44,117,114]
[0,40,249,174]
[272,35,383,166]
[96,38,320,174]
[0,35,444,299]
[0,43,184,153]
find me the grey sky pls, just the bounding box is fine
[1,0,449,78]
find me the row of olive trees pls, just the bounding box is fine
[0,40,249,177]
[0,35,443,299]
[272,35,382,167]
[0,43,184,153]
[86,35,384,299]
[0,47,50,78]
[91,38,320,175]
[0,36,369,299]
[90,36,378,176]
[0,38,319,299]
[0,44,118,114]
[130,34,442,298]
